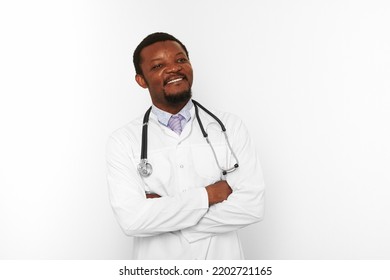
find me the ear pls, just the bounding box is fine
[135,74,148,89]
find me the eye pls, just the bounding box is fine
[151,63,163,70]
[177,57,188,63]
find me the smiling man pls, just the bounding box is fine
[107,32,265,259]
[134,38,193,113]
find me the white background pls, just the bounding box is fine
[1,0,389,259]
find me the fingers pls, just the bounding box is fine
[146,193,161,199]
[206,180,232,206]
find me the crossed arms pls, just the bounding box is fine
[107,118,265,242]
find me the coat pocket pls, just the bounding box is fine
[190,143,228,182]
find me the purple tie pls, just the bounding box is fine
[168,114,185,135]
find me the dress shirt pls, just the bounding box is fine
[151,99,193,130]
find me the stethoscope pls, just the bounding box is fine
[137,100,239,178]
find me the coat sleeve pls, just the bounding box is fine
[106,131,209,237]
[181,118,265,243]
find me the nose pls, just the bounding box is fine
[165,62,182,73]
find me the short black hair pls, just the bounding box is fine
[133,32,189,75]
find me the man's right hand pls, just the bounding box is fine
[206,180,232,206]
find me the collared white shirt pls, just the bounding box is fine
[107,102,265,259]
[151,99,193,129]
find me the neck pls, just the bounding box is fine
[154,100,189,115]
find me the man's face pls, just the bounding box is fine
[135,40,193,111]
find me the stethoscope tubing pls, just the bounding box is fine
[141,107,152,160]
[138,100,239,178]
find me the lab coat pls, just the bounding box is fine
[106,104,265,259]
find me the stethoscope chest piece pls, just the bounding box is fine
[138,159,153,177]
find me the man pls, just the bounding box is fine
[106,32,265,259]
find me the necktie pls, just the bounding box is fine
[168,114,185,135]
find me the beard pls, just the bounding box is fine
[163,89,192,104]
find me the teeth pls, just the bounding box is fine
[167,77,183,84]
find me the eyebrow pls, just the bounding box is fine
[148,52,187,63]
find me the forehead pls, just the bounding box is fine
[140,40,186,62]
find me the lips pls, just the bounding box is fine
[167,77,183,84]
[164,75,186,86]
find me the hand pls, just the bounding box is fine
[146,193,161,199]
[205,180,232,206]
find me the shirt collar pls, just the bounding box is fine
[151,99,193,126]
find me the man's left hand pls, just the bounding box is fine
[146,193,161,199]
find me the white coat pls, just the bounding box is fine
[106,103,265,259]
